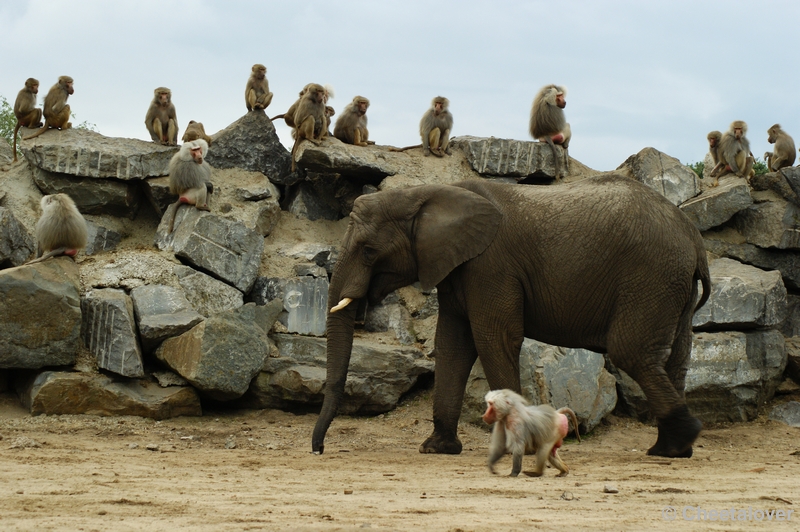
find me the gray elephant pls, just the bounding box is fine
[312,175,710,458]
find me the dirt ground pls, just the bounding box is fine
[1,388,799,532]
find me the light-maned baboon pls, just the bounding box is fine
[711,120,754,184]
[289,83,327,171]
[166,139,212,232]
[245,64,273,111]
[334,96,373,146]
[145,87,178,145]
[483,389,580,478]
[764,124,796,172]
[12,78,43,162]
[181,120,212,146]
[529,84,571,179]
[26,194,88,264]
[22,76,74,140]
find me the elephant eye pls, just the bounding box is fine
[362,246,378,262]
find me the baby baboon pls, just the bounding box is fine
[290,83,327,170]
[26,193,88,264]
[12,78,43,162]
[245,63,273,111]
[166,139,212,232]
[483,389,580,478]
[145,87,178,145]
[181,120,212,146]
[334,96,373,147]
[529,84,571,179]
[23,76,74,140]
[712,120,754,183]
[764,124,796,172]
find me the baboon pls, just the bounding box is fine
[289,83,327,171]
[22,76,74,140]
[245,64,273,111]
[334,96,373,146]
[181,120,212,146]
[483,389,580,478]
[272,84,333,130]
[145,87,178,145]
[711,120,754,183]
[420,96,453,156]
[11,78,43,162]
[529,84,571,179]
[26,194,88,264]
[764,124,796,172]
[324,105,336,137]
[166,139,212,232]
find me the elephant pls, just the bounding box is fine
[312,174,710,458]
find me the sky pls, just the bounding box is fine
[1,0,798,172]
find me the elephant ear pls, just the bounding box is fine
[414,185,502,291]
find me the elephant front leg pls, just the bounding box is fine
[419,312,477,455]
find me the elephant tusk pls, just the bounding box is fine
[330,297,353,313]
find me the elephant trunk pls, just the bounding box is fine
[311,302,358,454]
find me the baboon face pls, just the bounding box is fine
[357,100,368,114]
[555,93,566,109]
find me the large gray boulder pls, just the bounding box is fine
[0,207,36,267]
[130,284,204,352]
[679,176,752,231]
[703,237,800,290]
[693,258,787,329]
[616,147,701,206]
[450,136,568,180]
[32,167,142,219]
[0,258,81,369]
[155,304,270,400]
[173,265,243,317]
[463,339,617,433]
[240,333,434,414]
[81,288,145,378]
[732,193,800,250]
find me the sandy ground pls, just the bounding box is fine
[1,388,799,532]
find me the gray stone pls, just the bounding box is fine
[236,182,277,202]
[294,140,393,180]
[81,288,145,378]
[777,166,800,204]
[32,167,142,218]
[84,220,121,255]
[246,277,286,306]
[768,401,800,427]
[0,258,81,369]
[21,128,175,179]
[365,302,416,345]
[703,237,800,290]
[17,371,201,419]
[152,370,189,387]
[142,175,173,216]
[173,265,243,317]
[283,276,328,336]
[686,330,786,422]
[679,176,752,231]
[784,336,800,385]
[732,194,800,249]
[239,334,434,414]
[463,339,617,433]
[0,137,13,164]
[604,362,651,421]
[294,263,328,278]
[204,110,297,186]
[780,296,800,337]
[616,147,701,206]
[155,303,270,400]
[254,200,282,236]
[285,179,343,221]
[155,208,264,293]
[0,207,35,267]
[450,135,567,180]
[749,170,800,205]
[692,258,786,330]
[130,284,204,352]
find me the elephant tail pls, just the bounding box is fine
[693,252,711,313]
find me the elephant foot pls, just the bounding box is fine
[419,431,462,454]
[647,404,702,458]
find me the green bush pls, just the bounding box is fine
[687,161,704,178]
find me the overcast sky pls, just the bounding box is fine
[1,0,797,172]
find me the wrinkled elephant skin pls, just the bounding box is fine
[312,175,710,459]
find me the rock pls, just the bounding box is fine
[17,371,201,419]
[0,258,81,369]
[732,193,800,249]
[463,339,618,433]
[784,336,800,385]
[282,276,329,336]
[686,330,786,422]
[32,167,142,218]
[130,284,204,352]
[780,167,800,204]
[284,173,362,221]
[20,128,175,179]
[703,236,800,290]
[81,250,180,291]
[155,207,264,293]
[692,258,786,330]
[204,110,297,185]
[151,370,188,387]
[749,170,800,205]
[294,139,393,180]
[769,401,800,427]
[0,207,35,267]
[679,176,752,231]
[239,334,434,414]
[155,304,270,400]
[365,301,416,345]
[616,147,701,206]
[84,220,121,255]
[173,265,243,317]
[781,296,800,338]
[254,200,282,236]
[81,288,145,378]
[450,135,567,180]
